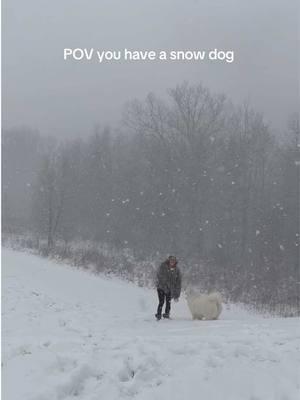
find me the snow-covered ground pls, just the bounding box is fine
[2,249,300,400]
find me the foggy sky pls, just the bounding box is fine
[3,0,299,138]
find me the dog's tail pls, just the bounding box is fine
[208,292,222,317]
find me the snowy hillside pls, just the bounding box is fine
[2,249,300,400]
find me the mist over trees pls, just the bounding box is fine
[2,82,299,312]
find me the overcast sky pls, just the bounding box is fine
[3,0,299,138]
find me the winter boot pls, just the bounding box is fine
[162,313,170,319]
[155,313,161,320]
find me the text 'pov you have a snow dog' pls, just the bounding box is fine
[63,48,235,63]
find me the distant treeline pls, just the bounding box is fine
[2,82,299,311]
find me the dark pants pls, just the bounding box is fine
[157,289,171,316]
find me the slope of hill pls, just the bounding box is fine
[2,249,300,400]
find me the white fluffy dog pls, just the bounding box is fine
[186,291,222,320]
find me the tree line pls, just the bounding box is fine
[2,82,299,311]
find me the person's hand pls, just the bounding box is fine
[174,298,179,302]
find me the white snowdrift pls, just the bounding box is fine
[2,249,300,400]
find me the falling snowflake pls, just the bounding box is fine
[217,244,223,248]
[279,244,285,251]
[256,230,260,236]
[140,192,144,195]
[161,213,166,216]
[231,181,235,185]
[106,213,110,217]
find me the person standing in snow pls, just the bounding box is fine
[155,256,182,320]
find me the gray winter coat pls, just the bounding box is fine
[155,260,182,299]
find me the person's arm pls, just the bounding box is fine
[174,268,182,299]
[155,263,163,288]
